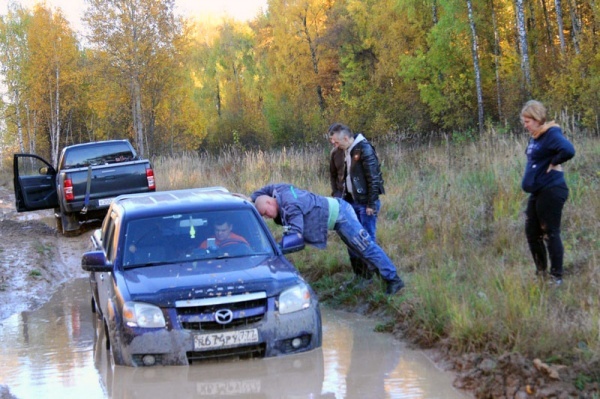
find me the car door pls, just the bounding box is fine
[96,211,119,319]
[13,154,59,212]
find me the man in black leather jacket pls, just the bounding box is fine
[328,123,386,284]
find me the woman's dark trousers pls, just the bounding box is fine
[525,184,569,278]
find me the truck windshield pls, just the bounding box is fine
[121,209,275,267]
[62,142,135,169]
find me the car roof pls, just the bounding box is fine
[112,187,254,219]
[64,139,130,149]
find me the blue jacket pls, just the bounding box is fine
[251,184,330,248]
[521,126,575,194]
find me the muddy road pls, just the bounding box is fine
[0,186,470,398]
[0,186,94,320]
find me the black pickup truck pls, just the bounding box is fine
[13,140,156,235]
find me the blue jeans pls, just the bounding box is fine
[334,199,398,281]
[348,201,380,277]
[351,200,380,239]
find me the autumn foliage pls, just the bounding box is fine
[1,0,599,161]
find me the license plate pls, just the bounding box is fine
[196,380,261,395]
[194,329,259,350]
[98,198,114,206]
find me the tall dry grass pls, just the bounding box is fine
[154,134,599,362]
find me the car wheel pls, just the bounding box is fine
[91,297,96,314]
[104,320,124,366]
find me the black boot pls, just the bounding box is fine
[385,276,405,295]
[350,257,374,280]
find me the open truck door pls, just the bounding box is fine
[13,154,59,212]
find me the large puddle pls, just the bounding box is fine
[0,278,470,398]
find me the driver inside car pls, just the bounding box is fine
[199,218,249,250]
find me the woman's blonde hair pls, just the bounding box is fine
[520,100,547,124]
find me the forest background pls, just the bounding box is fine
[1,0,599,164]
[1,0,599,395]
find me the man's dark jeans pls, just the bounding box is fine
[525,184,569,278]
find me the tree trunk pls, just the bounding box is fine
[13,89,24,152]
[466,0,484,134]
[131,74,145,157]
[52,65,61,166]
[555,0,567,54]
[301,11,325,113]
[540,0,555,55]
[568,0,581,54]
[515,0,532,95]
[491,0,503,121]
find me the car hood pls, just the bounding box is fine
[122,255,302,305]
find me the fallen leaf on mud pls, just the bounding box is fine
[533,358,562,380]
[525,384,535,394]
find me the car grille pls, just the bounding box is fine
[176,292,267,331]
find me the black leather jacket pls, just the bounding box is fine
[345,137,385,208]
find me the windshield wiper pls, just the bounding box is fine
[125,261,171,269]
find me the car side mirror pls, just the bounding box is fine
[39,166,56,175]
[81,250,112,272]
[279,234,305,254]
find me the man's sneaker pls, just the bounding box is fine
[385,276,405,295]
[356,277,373,290]
[535,270,547,278]
[340,275,373,291]
[339,276,357,291]
[548,275,563,287]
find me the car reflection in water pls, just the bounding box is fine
[93,316,331,398]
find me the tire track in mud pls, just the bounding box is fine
[0,186,93,320]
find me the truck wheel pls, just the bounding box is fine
[57,212,81,237]
[55,215,63,233]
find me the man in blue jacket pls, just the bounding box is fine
[251,183,405,295]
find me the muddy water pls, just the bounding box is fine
[0,278,469,398]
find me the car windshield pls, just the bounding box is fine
[121,209,275,268]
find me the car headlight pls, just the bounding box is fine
[123,302,166,328]
[278,283,311,315]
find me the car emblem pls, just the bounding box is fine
[214,309,234,325]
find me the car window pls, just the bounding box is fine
[122,209,274,267]
[16,156,52,177]
[61,142,135,169]
[102,211,118,263]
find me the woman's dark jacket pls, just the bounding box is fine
[521,126,575,194]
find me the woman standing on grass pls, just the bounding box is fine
[520,100,575,285]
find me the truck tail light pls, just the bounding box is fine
[146,168,156,191]
[64,177,74,201]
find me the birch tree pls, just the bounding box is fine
[0,5,29,152]
[490,0,503,120]
[554,0,567,53]
[466,0,484,133]
[515,0,532,94]
[26,5,80,164]
[84,0,183,157]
